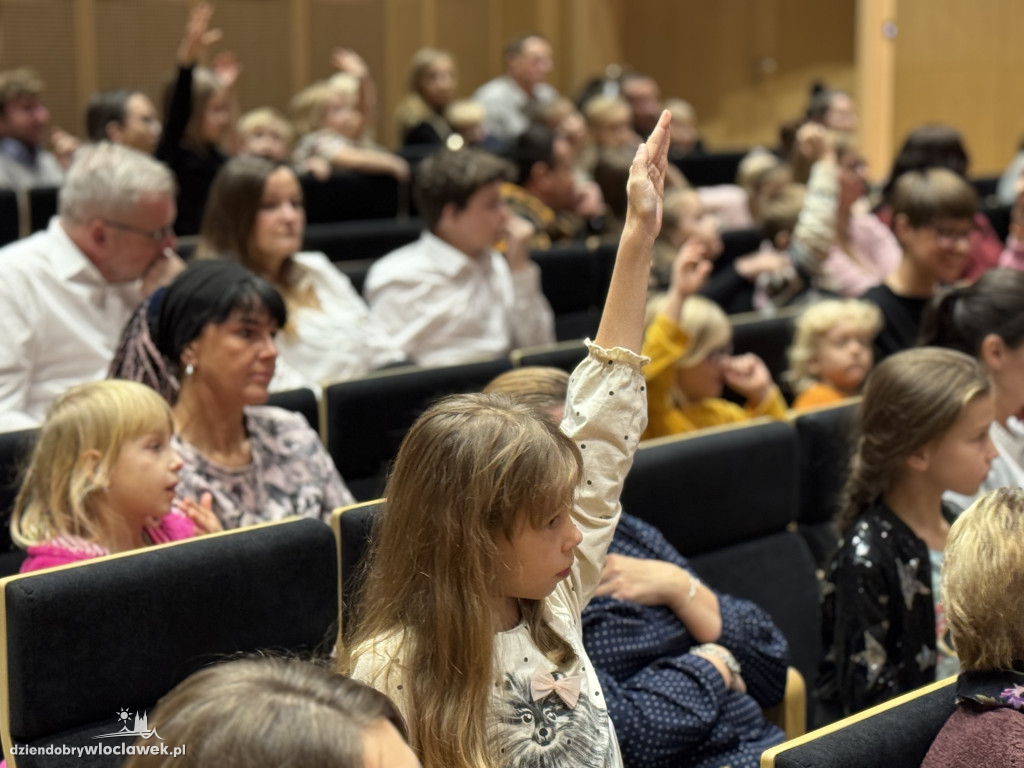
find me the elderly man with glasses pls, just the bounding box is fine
[0,142,181,431]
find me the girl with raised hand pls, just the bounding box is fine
[11,380,220,573]
[339,110,672,768]
[818,347,997,719]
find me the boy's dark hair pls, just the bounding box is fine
[511,124,556,185]
[883,124,970,204]
[890,167,977,229]
[413,148,515,231]
[86,90,133,142]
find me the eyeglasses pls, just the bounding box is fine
[927,225,976,247]
[705,344,733,364]
[101,219,175,242]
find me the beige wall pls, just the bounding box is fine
[0,0,1017,179]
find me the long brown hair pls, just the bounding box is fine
[339,393,581,768]
[837,347,990,532]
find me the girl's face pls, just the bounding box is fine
[250,167,305,279]
[201,88,232,144]
[811,320,873,395]
[102,425,183,531]
[916,394,997,496]
[419,57,456,109]
[242,127,290,162]
[185,307,280,407]
[494,503,582,604]
[676,342,732,401]
[361,718,421,768]
[986,339,1024,414]
[325,92,361,139]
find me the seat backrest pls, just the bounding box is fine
[672,150,748,188]
[511,339,588,373]
[27,187,58,234]
[532,240,605,341]
[623,419,799,557]
[330,501,382,637]
[730,308,800,402]
[0,517,337,766]
[761,676,957,768]
[0,189,20,246]
[300,172,400,223]
[303,218,422,263]
[266,387,320,433]
[323,357,513,501]
[792,399,860,568]
[0,429,35,574]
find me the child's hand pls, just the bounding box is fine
[212,51,242,89]
[670,239,713,299]
[722,353,773,405]
[734,251,791,282]
[302,157,333,181]
[50,127,80,169]
[180,492,221,534]
[596,553,687,608]
[177,2,222,67]
[624,109,672,240]
[387,155,411,183]
[795,122,835,164]
[331,47,369,79]
[503,215,536,272]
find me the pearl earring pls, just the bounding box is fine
[185,363,195,377]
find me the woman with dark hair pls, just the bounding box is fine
[805,84,858,133]
[920,268,1024,509]
[111,259,353,529]
[877,125,1002,281]
[196,155,405,390]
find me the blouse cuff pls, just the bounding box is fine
[584,339,649,368]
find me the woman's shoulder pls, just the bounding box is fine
[244,405,317,437]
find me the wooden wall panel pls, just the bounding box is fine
[210,0,292,116]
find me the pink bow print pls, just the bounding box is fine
[530,663,582,709]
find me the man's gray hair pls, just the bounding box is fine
[59,143,176,225]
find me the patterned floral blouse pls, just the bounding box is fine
[173,406,354,530]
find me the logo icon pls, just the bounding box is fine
[92,708,163,741]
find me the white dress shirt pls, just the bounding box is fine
[472,75,559,143]
[364,231,555,367]
[0,218,142,431]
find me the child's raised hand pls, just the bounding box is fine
[795,122,835,164]
[178,2,222,67]
[734,251,791,281]
[180,492,222,535]
[722,353,773,405]
[331,48,369,79]
[625,109,672,239]
[670,239,713,299]
[212,51,242,89]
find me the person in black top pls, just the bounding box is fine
[862,167,977,361]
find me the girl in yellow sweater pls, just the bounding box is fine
[642,241,788,439]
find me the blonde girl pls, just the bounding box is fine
[818,347,997,719]
[339,110,673,768]
[11,380,219,573]
[394,47,457,149]
[787,298,883,411]
[642,241,788,439]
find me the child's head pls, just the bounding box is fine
[178,67,230,149]
[890,167,977,284]
[0,67,50,149]
[788,299,882,396]
[238,108,294,162]
[920,268,1024,416]
[660,187,722,256]
[540,97,587,153]
[12,380,178,550]
[942,487,1024,672]
[759,182,805,249]
[737,149,791,224]
[483,366,570,422]
[290,78,360,140]
[413,147,514,248]
[884,124,970,204]
[444,99,486,147]
[838,347,994,532]
[664,98,698,153]
[583,95,638,150]
[649,294,733,402]
[123,657,418,768]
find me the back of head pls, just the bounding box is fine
[59,142,175,227]
[889,166,977,229]
[592,146,636,222]
[837,347,990,532]
[238,107,295,146]
[787,298,882,393]
[413,147,515,231]
[0,67,44,113]
[11,380,172,549]
[659,187,701,241]
[289,80,335,137]
[512,123,556,185]
[483,366,569,420]
[918,268,1024,356]
[646,294,730,369]
[943,487,1024,671]
[85,89,132,142]
[760,183,806,244]
[197,154,279,266]
[123,657,407,768]
[883,124,970,203]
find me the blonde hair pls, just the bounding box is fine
[760,183,806,244]
[659,187,700,243]
[664,98,695,124]
[787,299,883,393]
[290,78,356,137]
[0,67,44,111]
[124,656,409,768]
[238,107,295,147]
[583,95,631,128]
[444,98,485,130]
[339,394,581,768]
[483,366,569,417]
[837,347,990,532]
[943,488,1024,670]
[736,149,781,195]
[11,380,174,549]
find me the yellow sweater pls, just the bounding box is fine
[641,313,788,440]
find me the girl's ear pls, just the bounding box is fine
[78,448,106,487]
[905,445,931,473]
[979,333,1006,371]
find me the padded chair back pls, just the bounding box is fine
[324,357,512,500]
[511,339,588,373]
[266,387,320,432]
[330,501,382,636]
[672,150,748,188]
[0,429,35,577]
[303,218,422,263]
[718,227,765,267]
[761,676,957,768]
[980,200,1011,243]
[27,187,58,234]
[729,308,800,403]
[0,517,337,767]
[0,190,20,246]
[792,400,860,568]
[532,241,605,341]
[300,172,400,223]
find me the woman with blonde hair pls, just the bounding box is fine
[642,241,787,439]
[787,298,882,411]
[124,657,419,768]
[394,48,457,149]
[921,487,1024,767]
[818,347,998,719]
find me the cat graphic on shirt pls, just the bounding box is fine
[494,671,613,768]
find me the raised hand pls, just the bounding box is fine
[331,47,369,79]
[670,238,713,299]
[795,121,835,164]
[212,51,242,89]
[177,2,223,67]
[625,109,672,239]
